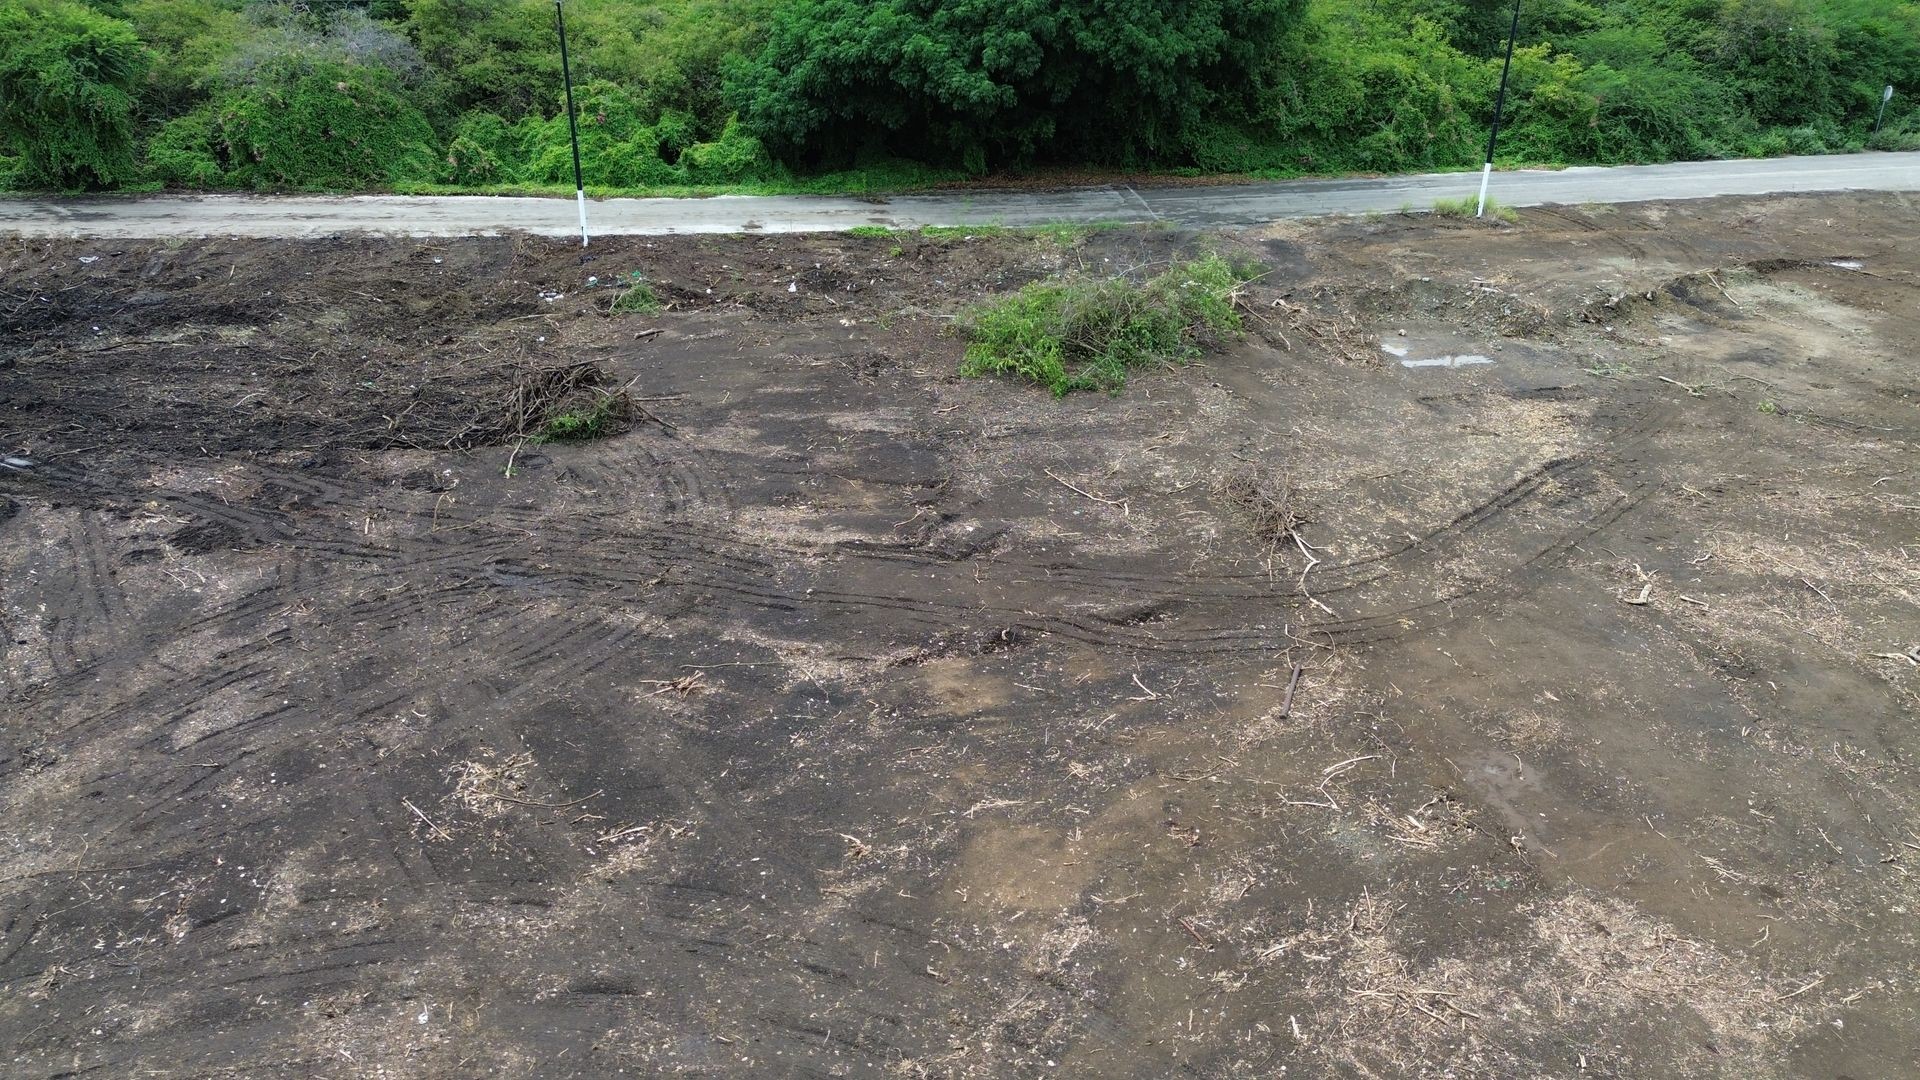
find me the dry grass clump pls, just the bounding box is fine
[1215,466,1307,545]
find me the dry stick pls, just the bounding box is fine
[474,788,604,810]
[1655,374,1706,397]
[1802,578,1838,609]
[1045,469,1130,517]
[1178,917,1214,950]
[1322,754,1379,777]
[1775,975,1826,1002]
[403,798,453,842]
[1705,271,1743,308]
[1275,664,1305,719]
[1291,529,1333,615]
[632,401,678,432]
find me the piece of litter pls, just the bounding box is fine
[78,256,99,264]
[1,456,34,470]
[788,281,798,293]
[1829,260,1864,271]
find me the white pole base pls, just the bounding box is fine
[576,189,589,248]
[1476,163,1494,218]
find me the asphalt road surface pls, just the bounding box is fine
[3,152,1917,239]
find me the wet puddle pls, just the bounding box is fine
[1383,340,1493,368]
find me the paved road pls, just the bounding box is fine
[3,152,1916,239]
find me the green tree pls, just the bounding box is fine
[727,0,1306,172]
[0,0,149,189]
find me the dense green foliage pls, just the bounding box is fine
[1,0,1915,192]
[0,0,148,189]
[958,255,1248,395]
[727,0,1304,172]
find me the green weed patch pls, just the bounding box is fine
[957,256,1250,397]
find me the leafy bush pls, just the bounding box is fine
[516,80,684,186]
[149,56,438,189]
[728,0,1307,171]
[680,117,772,183]
[120,0,248,116]
[958,255,1249,396]
[406,0,770,130]
[1187,6,1488,175]
[0,0,148,190]
[440,110,516,185]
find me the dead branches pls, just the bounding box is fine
[1216,466,1305,545]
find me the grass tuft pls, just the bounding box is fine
[533,394,626,443]
[957,255,1251,396]
[1432,196,1519,223]
[611,280,663,314]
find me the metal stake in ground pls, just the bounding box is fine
[1477,0,1524,219]
[555,0,588,247]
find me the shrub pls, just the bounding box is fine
[958,255,1249,396]
[728,0,1307,171]
[150,57,438,189]
[144,103,225,185]
[0,0,148,190]
[1197,6,1486,175]
[516,80,687,186]
[680,117,771,183]
[440,110,517,185]
[121,0,248,116]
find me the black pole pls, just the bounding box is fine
[555,0,587,246]
[1477,0,1523,217]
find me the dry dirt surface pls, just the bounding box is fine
[3,194,1918,1079]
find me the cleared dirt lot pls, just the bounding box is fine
[3,194,1917,1078]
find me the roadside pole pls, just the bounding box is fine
[1478,0,1523,218]
[1875,85,1894,135]
[555,0,588,247]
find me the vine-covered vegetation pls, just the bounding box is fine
[2,0,1916,192]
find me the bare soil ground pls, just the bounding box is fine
[3,194,1917,1079]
